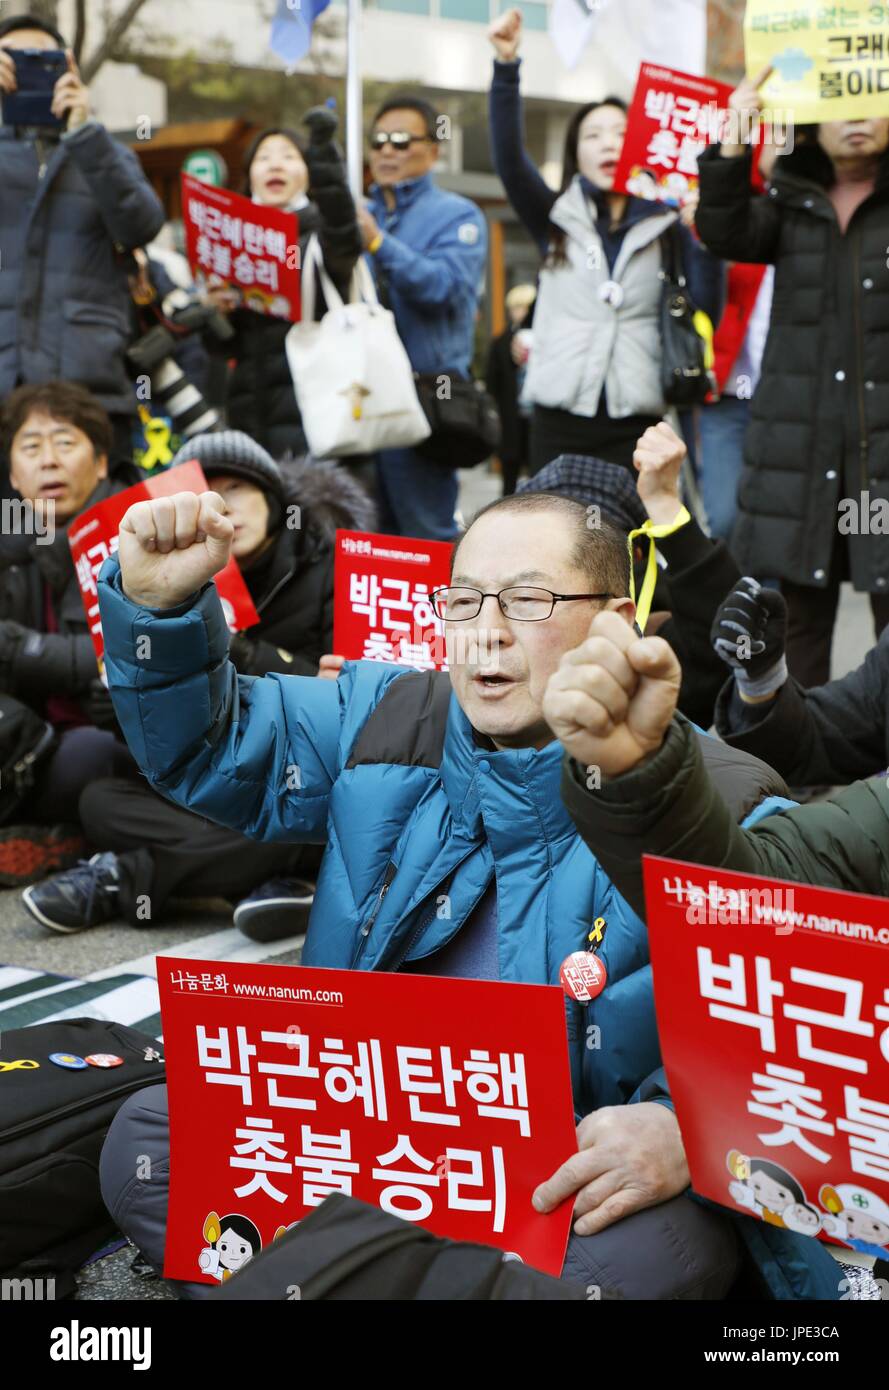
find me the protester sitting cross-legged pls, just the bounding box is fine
[0,381,143,883]
[93,484,831,1301]
[22,430,376,938]
[548,617,889,1300]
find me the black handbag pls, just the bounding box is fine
[658,224,712,408]
[0,1018,166,1296]
[413,373,502,469]
[0,693,56,825]
[209,1192,590,1300]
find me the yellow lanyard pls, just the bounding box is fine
[627,506,691,633]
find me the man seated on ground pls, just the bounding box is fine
[93,483,831,1299]
[708,577,889,787]
[23,430,377,940]
[550,607,889,1294]
[0,381,141,882]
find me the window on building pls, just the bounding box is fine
[371,0,432,13]
[516,1,548,30]
[440,0,490,18]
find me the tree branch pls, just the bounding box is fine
[73,0,87,64]
[81,0,152,84]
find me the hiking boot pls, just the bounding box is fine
[22,852,122,933]
[233,877,315,943]
[0,824,88,887]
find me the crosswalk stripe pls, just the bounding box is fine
[86,929,306,982]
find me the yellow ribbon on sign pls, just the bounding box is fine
[627,506,692,633]
[139,415,174,470]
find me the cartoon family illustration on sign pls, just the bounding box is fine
[726,1150,889,1260]
[198,1211,299,1282]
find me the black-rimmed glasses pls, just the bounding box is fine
[431,586,612,622]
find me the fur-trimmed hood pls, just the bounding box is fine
[278,455,378,541]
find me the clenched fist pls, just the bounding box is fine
[542,610,681,776]
[632,420,687,526]
[118,491,234,611]
[488,8,522,60]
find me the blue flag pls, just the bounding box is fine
[270,0,332,66]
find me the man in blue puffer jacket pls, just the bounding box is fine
[0,13,165,459]
[94,482,837,1299]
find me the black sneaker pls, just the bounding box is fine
[233,877,315,943]
[22,852,122,933]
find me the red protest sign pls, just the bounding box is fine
[643,855,889,1263]
[333,529,452,671]
[181,172,301,321]
[156,957,577,1283]
[68,460,260,667]
[613,64,734,207]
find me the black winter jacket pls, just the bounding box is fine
[561,715,889,929]
[215,140,362,458]
[655,518,742,728]
[0,121,164,415]
[230,458,377,679]
[714,625,889,786]
[696,140,889,593]
[0,469,143,714]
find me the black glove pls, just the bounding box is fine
[302,104,339,146]
[711,577,788,696]
[85,678,121,734]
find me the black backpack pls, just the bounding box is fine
[0,693,56,824]
[0,1017,166,1296]
[208,1192,591,1301]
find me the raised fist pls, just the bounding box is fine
[488,9,522,61]
[542,609,681,777]
[302,104,338,145]
[117,491,234,611]
[633,420,687,525]
[711,577,787,688]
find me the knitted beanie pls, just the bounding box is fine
[171,431,288,531]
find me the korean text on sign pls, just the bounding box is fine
[333,529,454,673]
[181,173,301,322]
[643,855,889,1259]
[158,957,577,1281]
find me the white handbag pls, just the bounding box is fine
[285,233,431,458]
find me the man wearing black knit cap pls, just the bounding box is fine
[21,431,376,940]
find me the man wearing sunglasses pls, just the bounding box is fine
[96,483,799,1298]
[359,95,487,543]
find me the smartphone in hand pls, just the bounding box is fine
[1,47,68,129]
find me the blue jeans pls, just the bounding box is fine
[376,447,459,541]
[696,395,750,543]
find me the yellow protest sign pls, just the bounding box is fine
[745,0,889,122]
